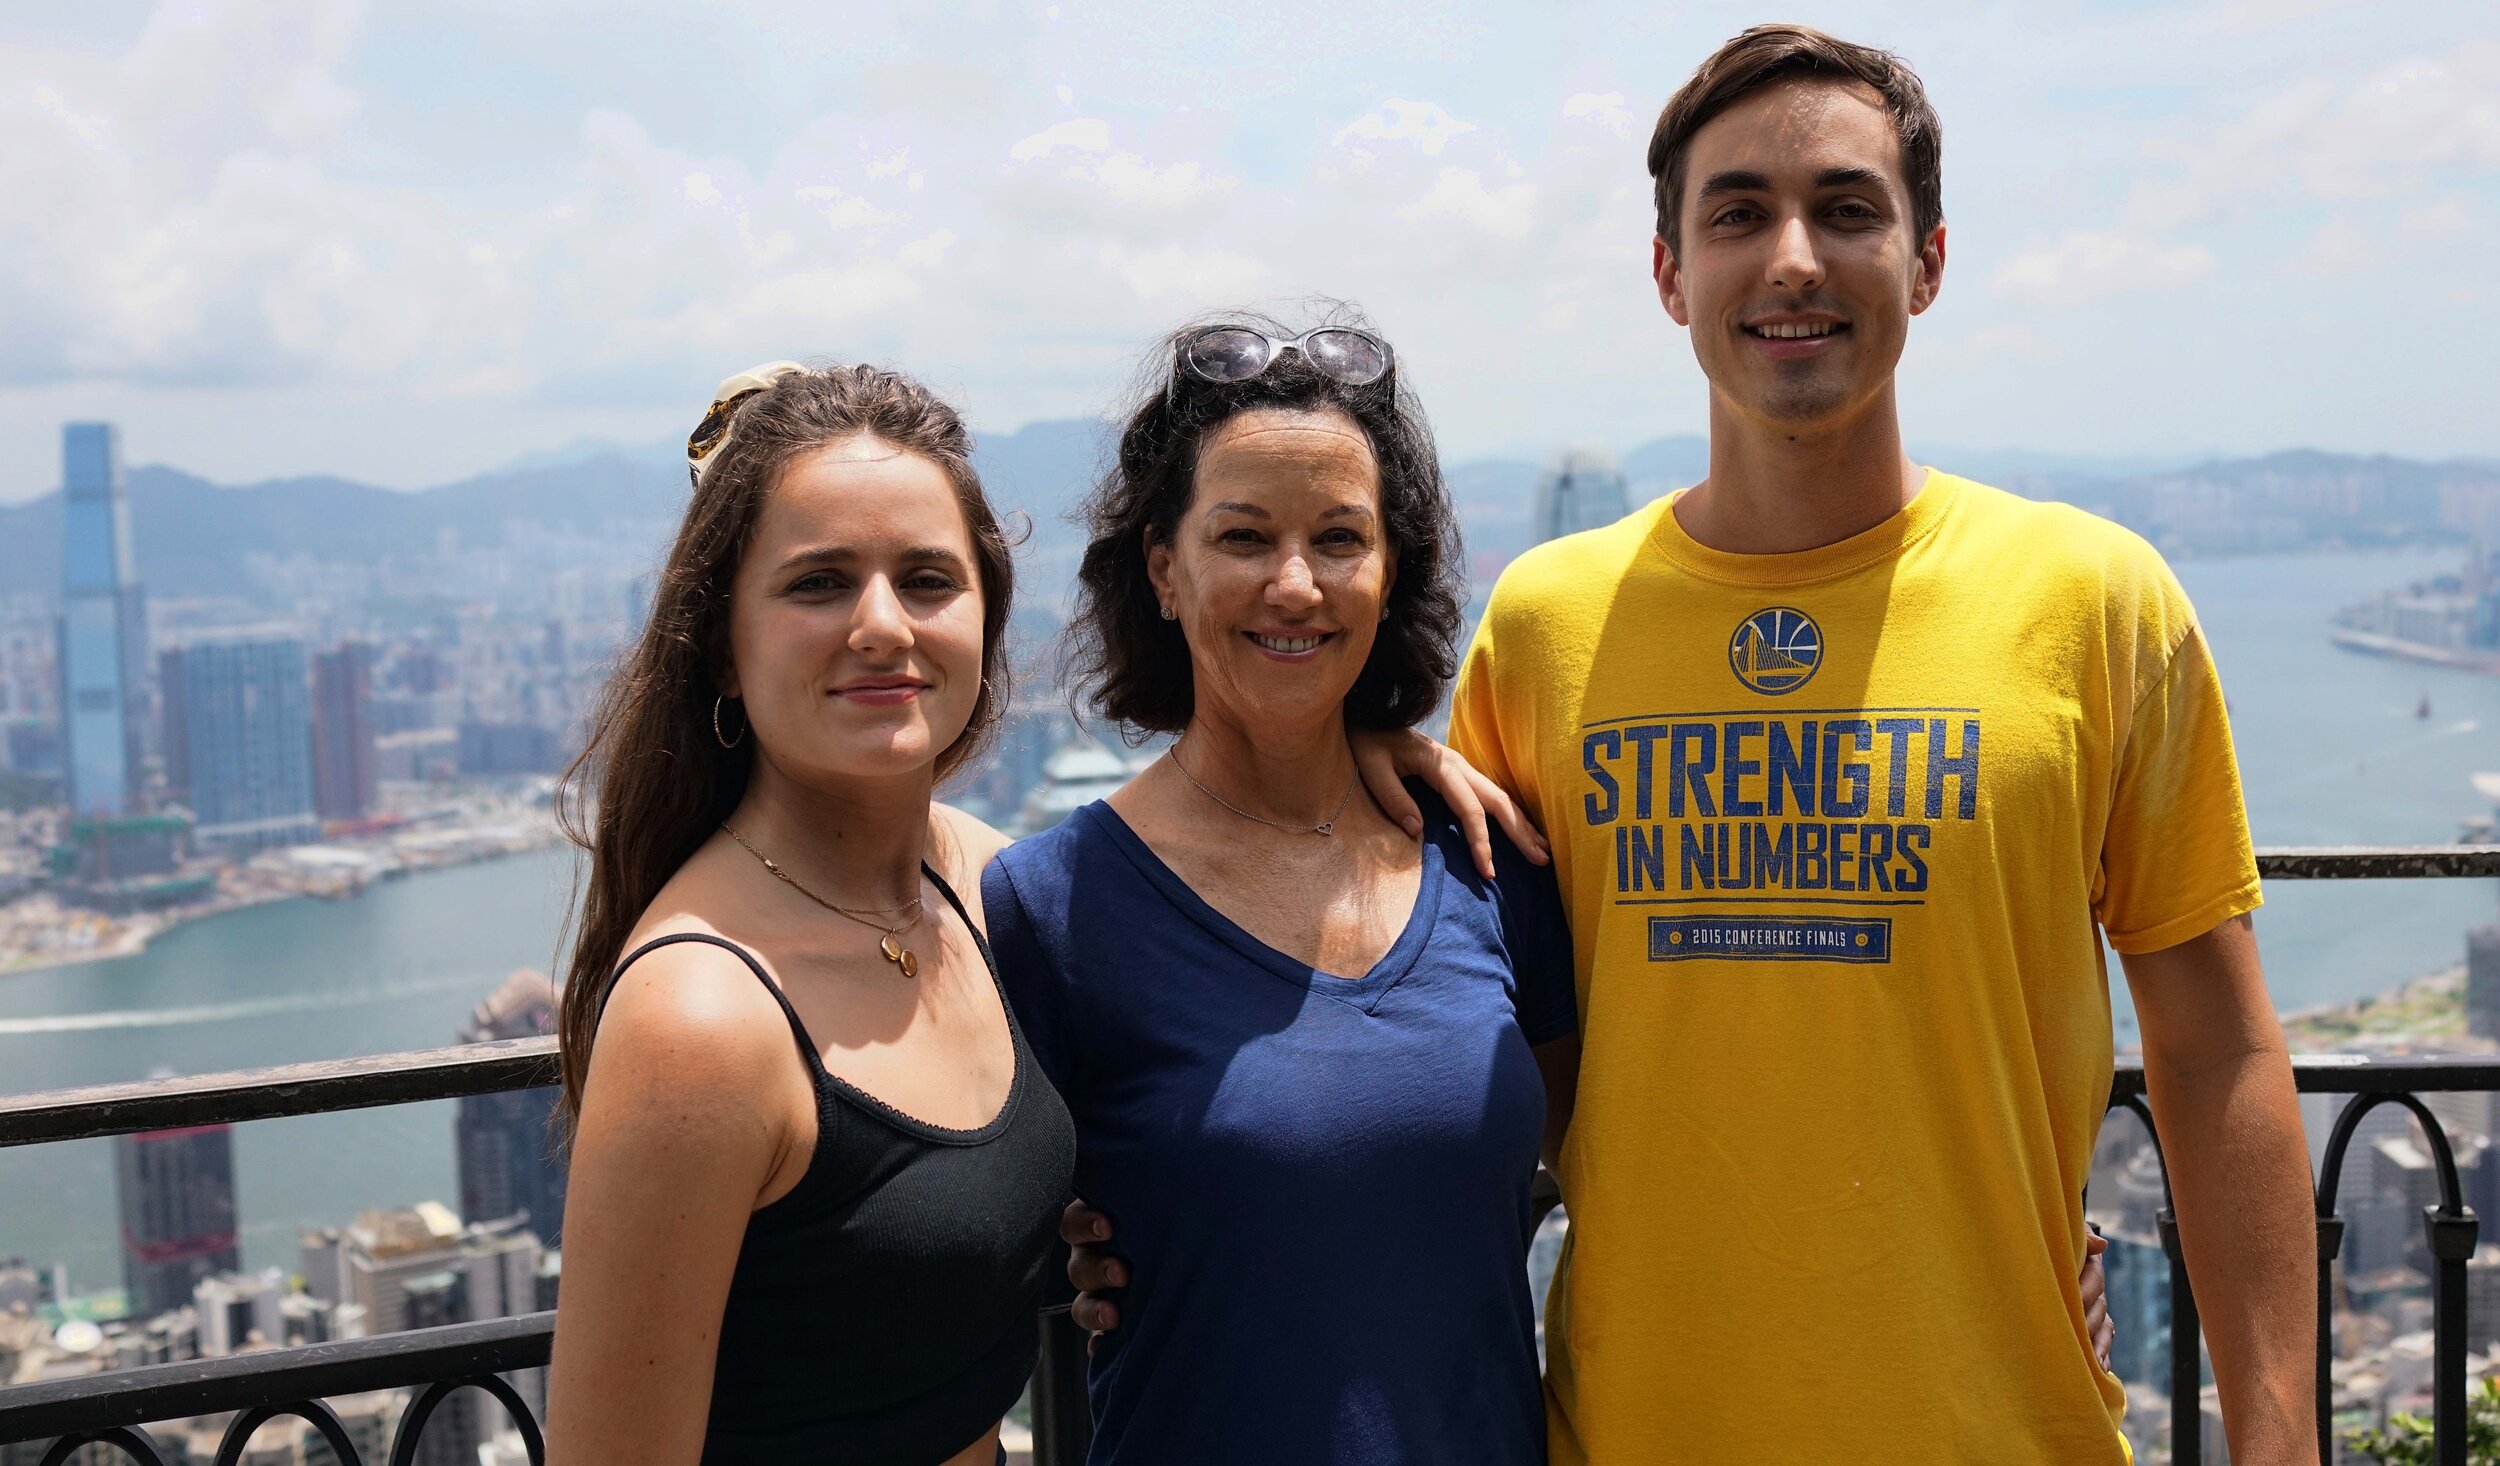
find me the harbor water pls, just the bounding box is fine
[1,547,2494,1292]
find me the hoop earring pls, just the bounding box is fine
[713,694,746,750]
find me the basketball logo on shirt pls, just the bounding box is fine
[1729,607,1822,695]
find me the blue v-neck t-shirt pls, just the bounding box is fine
[982,788,1577,1465]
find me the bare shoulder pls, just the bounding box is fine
[583,928,802,1131]
[933,802,1014,881]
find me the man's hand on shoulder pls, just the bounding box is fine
[1348,727,1547,880]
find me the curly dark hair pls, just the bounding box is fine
[1067,305,1464,735]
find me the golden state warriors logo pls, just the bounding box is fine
[1728,607,1822,695]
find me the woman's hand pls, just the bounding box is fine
[2083,1229,2114,1369]
[1349,728,1547,880]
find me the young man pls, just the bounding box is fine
[1442,24,2316,1465]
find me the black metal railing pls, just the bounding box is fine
[2104,845,2500,1466]
[2,846,2496,1464]
[0,1037,565,1466]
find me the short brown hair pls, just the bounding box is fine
[1647,24,1943,255]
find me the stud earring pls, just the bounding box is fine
[1159,604,1177,621]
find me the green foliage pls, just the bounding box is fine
[2345,1376,2500,1464]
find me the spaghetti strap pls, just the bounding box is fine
[603,931,830,1084]
[924,861,1009,982]
[921,862,981,946]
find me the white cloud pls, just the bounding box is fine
[1008,117,1112,161]
[898,229,957,270]
[1334,99,1477,156]
[1079,153,1230,209]
[0,1,2494,494]
[1562,91,1637,140]
[1398,167,1537,240]
[797,184,902,230]
[2130,46,2500,225]
[1987,231,2216,306]
[1095,242,1268,301]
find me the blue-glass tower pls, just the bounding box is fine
[1533,449,1632,545]
[57,423,150,815]
[161,635,318,849]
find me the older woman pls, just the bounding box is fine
[981,313,1576,1464]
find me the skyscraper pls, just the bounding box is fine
[455,969,567,1242]
[311,642,379,822]
[160,635,318,850]
[56,423,150,816]
[115,1121,240,1319]
[1532,449,1632,544]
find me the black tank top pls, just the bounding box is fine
[603,866,1076,1465]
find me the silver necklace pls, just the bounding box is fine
[1167,740,1359,837]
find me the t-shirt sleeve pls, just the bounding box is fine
[1496,855,1580,1045]
[981,854,1081,1094]
[1448,603,1532,813]
[2094,623,2264,954]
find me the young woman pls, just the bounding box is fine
[545,363,1072,1466]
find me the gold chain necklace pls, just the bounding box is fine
[1167,740,1359,837]
[719,824,925,979]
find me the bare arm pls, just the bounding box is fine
[545,950,802,1466]
[2121,913,2316,1465]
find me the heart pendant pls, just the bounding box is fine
[1313,821,1334,836]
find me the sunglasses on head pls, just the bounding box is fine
[1174,325,1394,390]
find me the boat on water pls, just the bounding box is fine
[2463,773,2500,843]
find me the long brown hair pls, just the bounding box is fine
[553,363,1014,1133]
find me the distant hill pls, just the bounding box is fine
[0,420,1115,605]
[3,428,2493,604]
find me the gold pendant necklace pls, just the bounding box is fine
[719,824,925,979]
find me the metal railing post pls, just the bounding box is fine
[2157,1205,2203,1466]
[1032,1310,1092,1466]
[2314,1211,2345,1465]
[2425,1205,2480,1466]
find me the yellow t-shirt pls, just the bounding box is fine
[1449,470,2260,1465]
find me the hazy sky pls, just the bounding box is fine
[0,0,2492,498]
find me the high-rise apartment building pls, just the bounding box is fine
[1532,449,1632,544]
[115,1122,241,1319]
[311,642,379,822]
[160,635,318,850]
[56,423,150,816]
[456,969,567,1242]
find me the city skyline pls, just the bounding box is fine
[0,1,2492,499]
